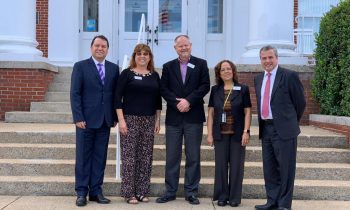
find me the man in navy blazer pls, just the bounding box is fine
[156,35,210,205]
[254,45,306,210]
[70,35,119,206]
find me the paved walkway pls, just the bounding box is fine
[0,196,350,210]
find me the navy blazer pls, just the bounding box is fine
[160,56,210,125]
[254,67,306,139]
[70,57,119,128]
[208,83,252,141]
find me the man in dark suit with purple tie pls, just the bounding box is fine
[70,35,119,207]
[254,45,306,210]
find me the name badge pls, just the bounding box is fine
[233,86,241,90]
[221,112,227,123]
[187,63,195,69]
[134,76,142,80]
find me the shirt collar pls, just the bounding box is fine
[91,56,105,66]
[178,56,191,64]
[264,64,278,77]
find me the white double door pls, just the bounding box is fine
[118,0,187,68]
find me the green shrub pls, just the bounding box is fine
[312,0,350,116]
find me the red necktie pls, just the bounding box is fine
[262,73,271,118]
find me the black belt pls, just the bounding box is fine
[262,119,274,125]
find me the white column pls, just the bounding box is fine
[240,0,307,64]
[0,0,44,61]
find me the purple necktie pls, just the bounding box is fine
[97,63,105,85]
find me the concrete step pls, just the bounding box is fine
[45,92,70,102]
[48,82,71,92]
[52,67,73,82]
[0,143,349,163]
[0,124,347,149]
[4,108,259,125]
[1,159,349,181]
[0,176,349,200]
[5,112,72,123]
[30,102,71,112]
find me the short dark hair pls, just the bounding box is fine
[91,35,109,48]
[259,45,278,58]
[214,60,238,86]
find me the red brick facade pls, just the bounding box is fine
[36,0,48,57]
[0,68,55,120]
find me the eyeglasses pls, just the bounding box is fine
[220,67,232,72]
[136,52,150,56]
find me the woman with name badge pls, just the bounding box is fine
[207,60,252,207]
[115,44,162,204]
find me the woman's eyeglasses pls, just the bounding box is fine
[136,52,150,56]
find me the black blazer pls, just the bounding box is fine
[70,57,119,128]
[254,67,306,139]
[160,56,210,125]
[208,83,252,141]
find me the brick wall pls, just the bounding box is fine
[294,0,298,29]
[0,68,55,120]
[36,0,48,57]
[237,71,319,125]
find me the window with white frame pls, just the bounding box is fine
[83,0,99,32]
[208,0,223,33]
[295,0,340,54]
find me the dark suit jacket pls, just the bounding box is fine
[160,56,210,125]
[254,66,306,139]
[208,83,252,141]
[70,57,119,128]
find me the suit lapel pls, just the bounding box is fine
[89,57,103,86]
[256,73,264,103]
[230,84,241,101]
[104,61,110,86]
[173,59,184,86]
[184,57,195,85]
[271,67,283,101]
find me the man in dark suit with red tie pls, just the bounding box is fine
[156,35,210,205]
[70,35,119,206]
[254,45,306,210]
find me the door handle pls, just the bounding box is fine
[154,26,159,45]
[146,25,152,45]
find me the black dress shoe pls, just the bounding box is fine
[89,194,111,204]
[185,195,200,205]
[255,203,277,210]
[155,195,176,203]
[76,196,87,207]
[276,207,291,210]
[217,200,227,206]
[229,202,239,207]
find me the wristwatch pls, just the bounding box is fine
[243,129,250,134]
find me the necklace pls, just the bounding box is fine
[131,69,152,77]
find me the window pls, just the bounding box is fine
[208,0,223,33]
[295,0,340,54]
[83,0,99,32]
[125,0,148,32]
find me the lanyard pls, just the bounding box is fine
[222,86,233,110]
